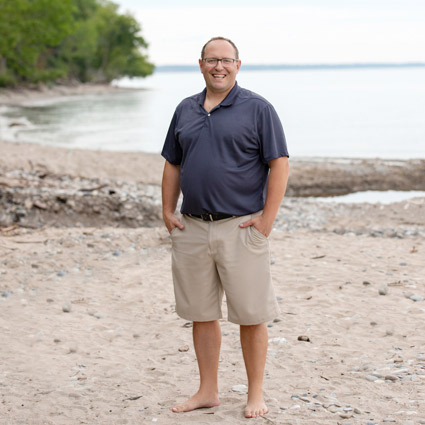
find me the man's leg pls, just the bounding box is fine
[240,323,269,418]
[172,320,221,412]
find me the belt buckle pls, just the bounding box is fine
[201,212,214,221]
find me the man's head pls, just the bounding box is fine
[201,37,239,60]
[199,36,241,96]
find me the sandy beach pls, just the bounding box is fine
[1,86,424,425]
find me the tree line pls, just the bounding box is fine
[0,0,154,87]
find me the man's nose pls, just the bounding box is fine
[214,60,224,70]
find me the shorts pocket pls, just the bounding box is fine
[249,225,268,242]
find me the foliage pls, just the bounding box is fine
[0,0,154,87]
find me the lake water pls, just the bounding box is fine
[313,190,425,204]
[1,67,424,159]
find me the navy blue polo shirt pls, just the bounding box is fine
[161,82,289,216]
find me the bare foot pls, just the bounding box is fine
[171,391,220,413]
[244,390,268,418]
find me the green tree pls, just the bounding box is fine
[0,0,154,87]
[91,1,154,82]
[0,0,74,85]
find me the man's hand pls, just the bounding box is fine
[162,160,183,234]
[239,157,289,237]
[163,211,184,234]
[239,214,274,237]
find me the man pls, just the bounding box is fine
[161,36,289,418]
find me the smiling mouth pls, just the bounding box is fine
[212,74,226,79]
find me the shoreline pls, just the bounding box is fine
[1,140,424,236]
[1,139,424,192]
[0,82,142,106]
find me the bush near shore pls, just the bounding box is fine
[0,0,154,87]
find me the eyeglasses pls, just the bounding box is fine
[202,58,238,66]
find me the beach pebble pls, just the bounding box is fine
[339,412,353,419]
[57,271,65,277]
[327,405,342,413]
[1,291,10,298]
[409,294,424,302]
[112,250,121,256]
[384,375,397,382]
[378,284,388,295]
[354,408,361,414]
[62,301,72,313]
[273,317,282,323]
[363,281,372,286]
[383,419,396,423]
[268,337,286,344]
[68,344,78,353]
[232,384,247,393]
[297,335,310,342]
[178,345,189,352]
[365,375,378,382]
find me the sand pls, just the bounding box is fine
[1,222,424,424]
[0,87,424,424]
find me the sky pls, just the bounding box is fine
[116,0,425,65]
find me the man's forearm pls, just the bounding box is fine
[162,161,181,216]
[262,156,289,222]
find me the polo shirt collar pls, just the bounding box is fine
[221,81,240,106]
[197,81,240,107]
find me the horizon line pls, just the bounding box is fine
[155,62,425,71]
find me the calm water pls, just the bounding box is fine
[1,67,424,158]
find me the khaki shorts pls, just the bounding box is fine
[170,212,279,325]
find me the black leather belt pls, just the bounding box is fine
[188,213,235,221]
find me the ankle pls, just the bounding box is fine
[197,386,219,398]
[247,386,264,398]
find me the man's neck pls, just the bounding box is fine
[204,85,234,112]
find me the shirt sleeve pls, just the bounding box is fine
[161,111,182,165]
[257,104,289,163]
